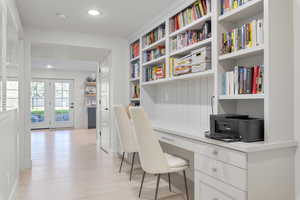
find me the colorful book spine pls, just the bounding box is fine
[222,65,264,95]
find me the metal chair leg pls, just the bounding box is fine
[183,170,189,200]
[119,152,125,173]
[168,173,172,192]
[139,171,146,198]
[130,152,136,181]
[154,174,161,200]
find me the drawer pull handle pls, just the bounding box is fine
[161,137,175,142]
[213,149,219,155]
[212,168,217,172]
[213,198,219,200]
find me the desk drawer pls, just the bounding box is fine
[195,154,247,191]
[195,171,247,200]
[195,144,247,169]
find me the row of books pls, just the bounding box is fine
[170,0,211,33]
[220,0,253,15]
[131,62,140,79]
[143,24,165,48]
[169,47,211,77]
[131,82,140,99]
[143,64,166,82]
[130,41,140,59]
[222,65,264,96]
[170,21,211,52]
[143,45,166,63]
[221,19,263,55]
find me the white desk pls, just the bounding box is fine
[154,125,297,200]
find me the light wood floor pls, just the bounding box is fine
[17,129,185,200]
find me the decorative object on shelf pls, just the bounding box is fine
[170,0,211,33]
[86,73,96,82]
[221,18,264,55]
[143,24,165,48]
[131,61,140,79]
[169,46,211,77]
[222,65,264,96]
[130,40,140,59]
[131,82,140,99]
[170,21,211,52]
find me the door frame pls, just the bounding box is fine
[96,62,111,152]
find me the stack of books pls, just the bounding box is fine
[221,19,264,55]
[143,45,165,62]
[169,47,211,76]
[170,0,211,33]
[130,41,140,59]
[131,83,140,98]
[143,24,165,47]
[170,21,211,52]
[222,65,264,96]
[143,64,166,82]
[131,62,140,79]
[220,0,253,15]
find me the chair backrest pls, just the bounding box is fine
[130,107,169,174]
[113,105,138,153]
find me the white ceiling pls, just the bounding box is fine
[31,43,109,72]
[16,0,181,38]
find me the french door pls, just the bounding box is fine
[31,79,74,129]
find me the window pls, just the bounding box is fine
[6,80,18,110]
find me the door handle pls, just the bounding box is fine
[104,108,109,111]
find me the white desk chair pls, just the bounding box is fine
[113,105,139,181]
[129,107,189,200]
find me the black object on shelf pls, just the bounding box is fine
[88,107,96,129]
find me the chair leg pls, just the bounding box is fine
[183,170,189,200]
[168,173,172,192]
[154,174,161,200]
[130,152,136,181]
[139,171,146,198]
[119,152,125,173]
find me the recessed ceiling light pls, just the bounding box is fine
[56,13,67,19]
[88,9,101,16]
[46,65,54,69]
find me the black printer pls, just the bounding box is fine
[206,114,264,143]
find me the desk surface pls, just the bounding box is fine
[153,125,298,153]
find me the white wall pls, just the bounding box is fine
[31,69,94,129]
[294,1,300,199]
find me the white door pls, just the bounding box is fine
[31,79,74,129]
[97,65,111,152]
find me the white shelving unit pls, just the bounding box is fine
[128,0,295,145]
[129,40,141,106]
[128,0,295,199]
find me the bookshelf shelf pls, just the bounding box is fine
[219,94,264,100]
[170,38,212,57]
[142,55,166,67]
[219,45,264,61]
[142,38,166,52]
[131,98,141,101]
[218,0,263,22]
[130,77,140,82]
[142,70,214,86]
[130,56,140,63]
[169,14,211,38]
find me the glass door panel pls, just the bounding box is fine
[31,80,49,129]
[52,80,74,128]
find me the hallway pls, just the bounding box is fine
[17,129,185,200]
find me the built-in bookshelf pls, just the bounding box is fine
[128,0,294,143]
[129,40,141,106]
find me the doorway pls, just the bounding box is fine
[31,79,74,129]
